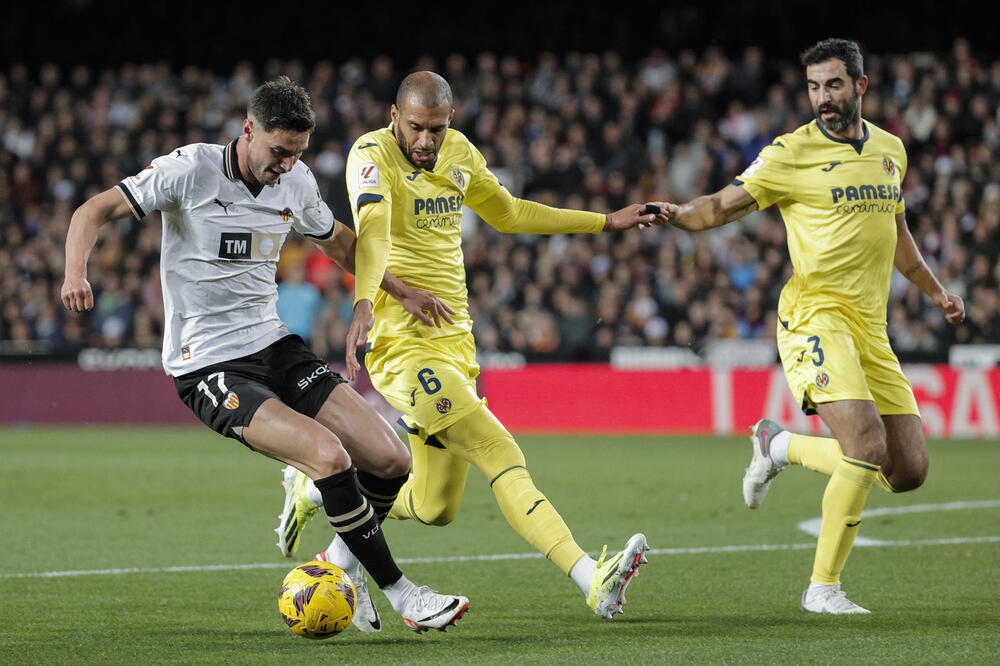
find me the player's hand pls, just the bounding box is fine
[61,276,94,312]
[399,287,456,327]
[345,300,375,381]
[935,290,965,325]
[603,203,662,231]
[643,201,679,227]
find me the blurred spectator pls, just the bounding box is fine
[277,253,323,342]
[1,41,997,363]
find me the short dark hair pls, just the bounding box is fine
[800,38,864,82]
[247,76,315,133]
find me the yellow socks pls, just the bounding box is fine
[811,456,878,585]
[788,434,842,476]
[789,434,896,492]
[491,466,585,575]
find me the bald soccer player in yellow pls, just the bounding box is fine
[655,38,965,614]
[275,71,654,627]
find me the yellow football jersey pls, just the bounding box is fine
[737,120,906,330]
[346,125,603,346]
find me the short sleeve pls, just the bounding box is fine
[116,148,197,219]
[293,166,335,239]
[735,138,796,210]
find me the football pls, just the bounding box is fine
[278,560,356,639]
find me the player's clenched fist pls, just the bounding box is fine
[936,291,966,325]
[61,276,94,312]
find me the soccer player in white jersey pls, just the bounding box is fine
[653,39,965,613]
[61,76,469,634]
[277,71,654,622]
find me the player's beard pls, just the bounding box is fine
[394,124,437,170]
[816,92,860,134]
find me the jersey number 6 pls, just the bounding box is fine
[417,368,442,395]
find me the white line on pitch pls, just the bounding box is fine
[3,535,999,579]
[797,498,1000,545]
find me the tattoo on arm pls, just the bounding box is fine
[903,263,922,279]
[726,201,757,223]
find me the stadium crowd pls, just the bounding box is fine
[1,40,998,363]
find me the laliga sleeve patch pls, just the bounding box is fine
[359,163,379,189]
[739,157,764,179]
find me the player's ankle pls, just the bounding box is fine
[770,431,792,465]
[569,554,596,596]
[381,574,417,613]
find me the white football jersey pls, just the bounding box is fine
[116,139,334,376]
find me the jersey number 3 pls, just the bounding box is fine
[796,335,825,367]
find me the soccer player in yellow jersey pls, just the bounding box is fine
[657,39,965,614]
[320,70,653,621]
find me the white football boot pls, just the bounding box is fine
[587,533,650,619]
[399,586,470,633]
[314,549,382,633]
[801,584,871,614]
[743,418,786,509]
[275,466,320,556]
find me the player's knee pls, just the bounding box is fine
[403,484,461,526]
[360,455,410,479]
[890,473,925,493]
[887,463,927,492]
[426,507,459,527]
[382,452,411,479]
[417,501,459,527]
[472,429,526,476]
[881,434,928,492]
[309,437,352,478]
[366,436,412,479]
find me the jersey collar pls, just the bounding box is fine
[224,138,266,197]
[816,119,870,155]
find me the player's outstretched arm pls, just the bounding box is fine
[62,187,134,312]
[311,220,455,328]
[650,184,759,232]
[894,212,965,324]
[473,186,659,236]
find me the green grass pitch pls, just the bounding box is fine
[1,426,998,664]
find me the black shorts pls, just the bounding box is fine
[173,335,347,447]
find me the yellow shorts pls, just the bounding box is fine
[776,309,919,417]
[365,333,485,435]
